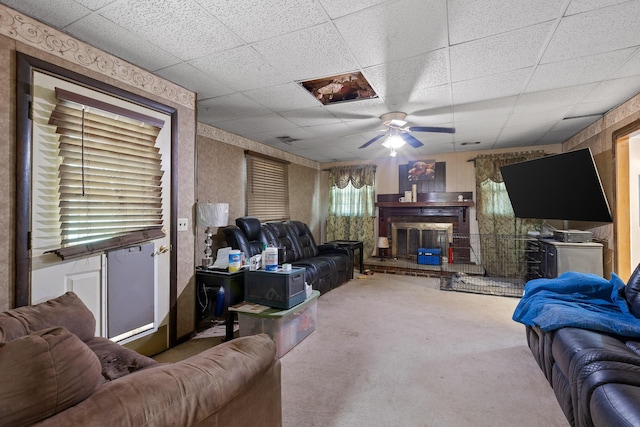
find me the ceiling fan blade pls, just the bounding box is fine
[358,133,386,149]
[408,126,456,134]
[401,132,424,148]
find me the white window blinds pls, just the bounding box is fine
[45,88,165,259]
[246,152,290,221]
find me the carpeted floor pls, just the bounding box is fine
[279,273,569,427]
[153,273,569,426]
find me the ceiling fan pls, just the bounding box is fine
[358,112,455,152]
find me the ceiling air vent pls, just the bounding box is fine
[276,136,299,145]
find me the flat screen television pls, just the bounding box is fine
[499,148,612,223]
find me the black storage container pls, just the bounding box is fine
[244,267,306,309]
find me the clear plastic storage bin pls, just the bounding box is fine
[237,290,319,357]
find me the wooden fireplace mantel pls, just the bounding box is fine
[375,201,474,208]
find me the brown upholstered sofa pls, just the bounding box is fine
[0,292,282,427]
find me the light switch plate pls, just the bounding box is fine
[177,218,188,231]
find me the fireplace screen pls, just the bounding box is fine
[391,222,453,259]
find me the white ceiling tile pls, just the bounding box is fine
[343,118,386,135]
[279,107,342,127]
[363,49,450,97]
[384,85,452,114]
[208,119,263,136]
[453,96,518,120]
[612,50,640,79]
[454,141,493,152]
[157,63,234,99]
[245,126,316,144]
[448,0,564,45]
[452,68,532,105]
[73,0,118,10]
[299,122,358,139]
[324,97,389,121]
[317,0,386,19]
[253,23,358,81]
[98,0,243,61]
[542,1,640,63]
[495,125,552,146]
[190,46,289,92]
[549,116,600,132]
[412,132,454,145]
[238,113,299,133]
[453,128,501,145]
[537,128,582,145]
[1,0,90,28]
[454,114,510,131]
[450,22,552,82]
[517,84,597,108]
[566,102,610,118]
[198,0,327,43]
[414,142,456,156]
[198,93,270,123]
[407,107,454,127]
[6,0,640,163]
[66,14,182,72]
[565,0,631,16]
[582,75,640,107]
[527,48,636,92]
[334,0,448,67]
[507,106,572,127]
[242,83,319,112]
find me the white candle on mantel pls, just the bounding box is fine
[412,184,417,203]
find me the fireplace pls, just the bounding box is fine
[376,192,474,263]
[391,222,453,260]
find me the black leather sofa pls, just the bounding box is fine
[223,217,353,294]
[520,264,640,427]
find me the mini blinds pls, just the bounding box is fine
[246,152,290,221]
[45,88,165,259]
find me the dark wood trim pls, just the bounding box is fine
[15,53,32,308]
[169,109,179,347]
[54,87,166,128]
[15,53,178,350]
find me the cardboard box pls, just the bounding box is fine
[236,290,319,357]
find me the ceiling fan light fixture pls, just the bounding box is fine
[389,149,397,157]
[382,134,405,149]
[389,119,407,127]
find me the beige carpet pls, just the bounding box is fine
[279,273,569,427]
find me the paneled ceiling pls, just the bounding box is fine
[4,0,640,162]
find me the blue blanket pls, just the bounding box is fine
[512,271,640,337]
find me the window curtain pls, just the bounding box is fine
[326,164,376,260]
[474,151,545,277]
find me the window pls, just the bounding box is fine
[43,87,166,259]
[245,152,289,221]
[478,180,514,217]
[329,183,375,217]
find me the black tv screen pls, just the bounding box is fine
[499,148,612,222]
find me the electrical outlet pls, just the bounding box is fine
[177,218,188,231]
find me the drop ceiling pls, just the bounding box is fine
[3,0,640,163]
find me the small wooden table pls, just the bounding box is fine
[325,240,365,274]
